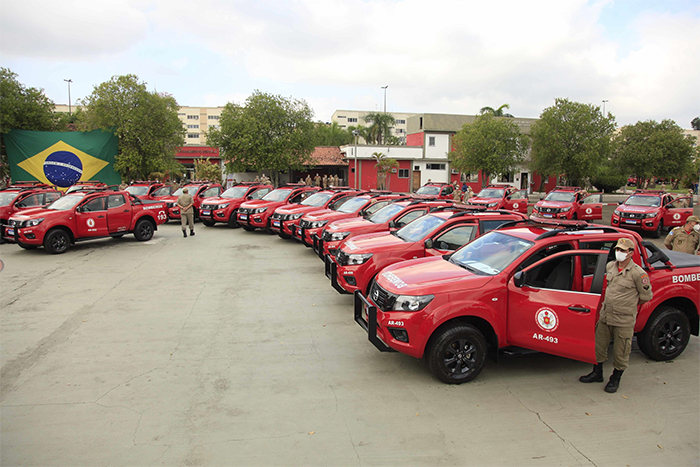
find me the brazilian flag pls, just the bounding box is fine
[4,129,120,188]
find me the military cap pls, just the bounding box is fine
[686,215,699,223]
[615,238,635,251]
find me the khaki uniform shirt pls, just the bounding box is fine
[664,227,700,254]
[177,194,194,213]
[600,261,653,327]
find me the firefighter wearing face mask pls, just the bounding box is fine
[664,215,700,255]
[579,238,653,393]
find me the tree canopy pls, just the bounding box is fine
[530,98,616,187]
[78,74,185,181]
[363,112,396,145]
[479,104,514,118]
[611,119,698,187]
[691,117,700,131]
[206,91,316,185]
[449,113,529,187]
[310,121,354,146]
[372,152,399,190]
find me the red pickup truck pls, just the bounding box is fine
[199,182,273,228]
[237,184,319,232]
[355,219,700,384]
[3,188,168,254]
[328,209,528,296]
[294,192,406,247]
[531,186,602,220]
[162,181,223,220]
[270,188,362,239]
[611,190,693,238]
[413,182,455,200]
[466,185,529,213]
[315,199,456,260]
[124,181,174,201]
[0,182,62,242]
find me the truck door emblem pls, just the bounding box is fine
[586,208,592,214]
[513,203,519,209]
[535,307,559,332]
[673,213,681,220]
[87,218,95,228]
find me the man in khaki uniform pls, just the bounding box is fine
[177,187,195,238]
[580,238,653,393]
[314,174,321,187]
[322,174,328,189]
[305,175,312,186]
[664,215,699,254]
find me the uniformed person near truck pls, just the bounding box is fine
[580,238,653,393]
[664,215,700,255]
[177,188,195,238]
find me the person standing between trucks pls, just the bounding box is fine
[177,187,195,238]
[580,238,653,393]
[664,215,700,255]
[305,174,312,186]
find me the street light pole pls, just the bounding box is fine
[381,85,388,113]
[64,79,73,115]
[352,130,359,189]
[602,99,608,115]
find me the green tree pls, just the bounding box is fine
[479,104,514,118]
[348,125,373,145]
[206,90,315,186]
[449,113,529,187]
[530,98,616,187]
[311,121,353,146]
[591,157,628,193]
[78,74,185,181]
[691,117,700,131]
[372,152,399,190]
[363,112,396,145]
[194,158,222,184]
[611,119,697,188]
[0,67,57,182]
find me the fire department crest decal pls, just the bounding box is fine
[535,307,559,332]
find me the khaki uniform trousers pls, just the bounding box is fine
[594,321,634,371]
[181,211,194,231]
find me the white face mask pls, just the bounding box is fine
[694,224,700,232]
[615,250,629,262]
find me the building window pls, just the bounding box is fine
[338,115,346,119]
[187,133,200,139]
[187,115,199,120]
[428,136,436,147]
[347,117,357,123]
[461,172,479,183]
[395,119,406,125]
[178,112,186,116]
[398,169,409,178]
[187,124,199,129]
[208,115,220,120]
[426,163,445,170]
[395,128,404,134]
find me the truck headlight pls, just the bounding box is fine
[613,210,621,216]
[347,253,373,265]
[290,213,303,220]
[393,294,435,312]
[216,204,229,210]
[560,207,571,212]
[644,212,658,218]
[487,202,498,208]
[24,218,44,227]
[330,231,351,241]
[310,220,328,229]
[254,207,268,213]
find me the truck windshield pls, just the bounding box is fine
[544,192,575,203]
[125,186,149,196]
[369,204,405,224]
[46,194,85,211]
[301,192,333,207]
[262,189,292,201]
[625,195,661,207]
[221,187,248,199]
[416,186,440,196]
[450,232,534,275]
[396,215,445,243]
[337,197,368,213]
[477,188,504,198]
[173,186,202,197]
[0,192,19,207]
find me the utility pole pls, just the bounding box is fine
[381,85,388,113]
[64,79,73,115]
[602,99,608,115]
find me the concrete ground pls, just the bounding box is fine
[1,207,698,467]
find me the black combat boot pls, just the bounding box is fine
[604,369,624,393]
[182,230,187,238]
[579,363,604,383]
[190,230,195,236]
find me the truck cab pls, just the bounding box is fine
[531,186,602,220]
[0,182,62,241]
[237,184,320,232]
[199,182,273,228]
[466,185,529,213]
[611,190,693,238]
[124,181,174,201]
[413,182,455,200]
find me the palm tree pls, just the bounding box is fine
[372,152,399,190]
[364,112,396,145]
[348,125,373,145]
[479,104,514,118]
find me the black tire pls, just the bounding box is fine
[227,213,240,228]
[637,306,690,361]
[18,242,38,250]
[134,219,155,241]
[201,219,216,227]
[427,325,487,384]
[652,220,664,238]
[43,229,70,254]
[242,225,255,232]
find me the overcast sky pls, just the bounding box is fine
[1,0,698,128]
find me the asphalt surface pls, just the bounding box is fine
[0,203,698,466]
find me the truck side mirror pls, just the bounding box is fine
[359,210,367,217]
[388,220,396,228]
[246,195,252,200]
[424,238,434,249]
[618,201,623,205]
[539,196,544,201]
[513,270,526,288]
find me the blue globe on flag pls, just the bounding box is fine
[43,151,83,187]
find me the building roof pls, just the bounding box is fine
[309,146,347,166]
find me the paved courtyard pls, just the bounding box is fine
[1,208,698,466]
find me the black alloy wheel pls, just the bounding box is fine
[44,229,70,254]
[638,306,690,361]
[427,325,487,384]
[134,219,155,241]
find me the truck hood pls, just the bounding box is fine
[276,205,324,216]
[617,205,657,214]
[340,231,405,254]
[240,199,278,209]
[378,256,495,294]
[201,196,243,205]
[326,217,373,232]
[468,197,499,204]
[9,207,55,221]
[304,209,352,222]
[535,201,572,209]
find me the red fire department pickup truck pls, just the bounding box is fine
[294,192,406,247]
[237,184,319,232]
[270,188,362,239]
[0,182,62,242]
[611,190,693,238]
[314,199,456,260]
[531,186,603,220]
[3,188,168,254]
[162,181,223,220]
[124,181,174,201]
[355,219,700,384]
[65,180,107,193]
[328,209,528,296]
[199,182,273,228]
[413,182,455,200]
[466,185,529,213]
